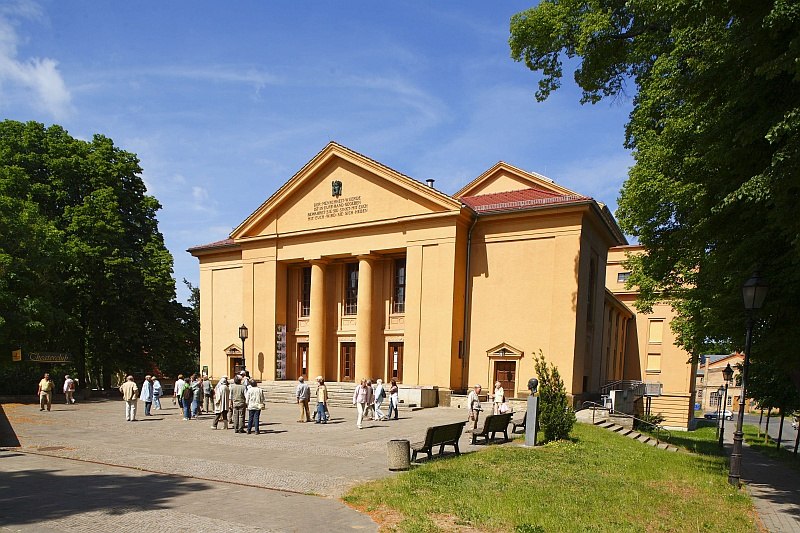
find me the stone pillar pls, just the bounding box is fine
[309,260,326,380]
[355,256,374,380]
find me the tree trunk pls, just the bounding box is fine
[765,410,771,443]
[758,408,764,437]
[777,410,785,451]
[794,424,799,456]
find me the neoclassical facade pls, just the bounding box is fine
[190,142,695,427]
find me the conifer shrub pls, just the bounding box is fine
[534,351,576,442]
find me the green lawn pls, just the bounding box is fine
[343,423,755,532]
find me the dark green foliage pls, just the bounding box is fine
[0,120,198,387]
[534,351,576,442]
[510,1,800,389]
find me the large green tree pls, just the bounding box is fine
[510,1,800,382]
[0,120,197,387]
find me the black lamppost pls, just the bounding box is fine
[716,385,725,440]
[719,363,734,447]
[729,272,768,486]
[239,324,249,375]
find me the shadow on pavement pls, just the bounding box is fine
[0,458,211,526]
[0,404,20,447]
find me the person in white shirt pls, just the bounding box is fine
[373,379,387,421]
[174,375,185,409]
[63,375,76,405]
[493,381,505,415]
[152,377,162,410]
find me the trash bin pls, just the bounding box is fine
[387,439,410,471]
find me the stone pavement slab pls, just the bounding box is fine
[0,448,376,532]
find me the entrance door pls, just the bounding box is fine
[340,343,356,382]
[387,342,404,383]
[297,343,309,379]
[494,361,516,398]
[230,357,244,377]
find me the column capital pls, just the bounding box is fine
[356,253,379,262]
[308,258,331,266]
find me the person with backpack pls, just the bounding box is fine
[180,376,194,420]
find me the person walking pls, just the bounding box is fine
[211,376,229,430]
[37,373,54,412]
[296,376,311,422]
[179,376,193,420]
[467,384,483,429]
[190,374,202,419]
[493,381,505,415]
[119,375,139,422]
[202,375,214,414]
[315,376,328,424]
[63,374,76,405]
[387,379,399,420]
[173,374,185,409]
[353,379,369,429]
[152,376,163,410]
[365,379,376,420]
[374,379,387,421]
[140,375,154,416]
[229,374,247,433]
[246,379,265,434]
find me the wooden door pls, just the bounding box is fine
[494,361,516,398]
[388,342,404,383]
[340,343,356,382]
[230,357,244,378]
[297,343,309,379]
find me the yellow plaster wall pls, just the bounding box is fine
[466,211,584,398]
[465,170,536,195]
[208,265,243,378]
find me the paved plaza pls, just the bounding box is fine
[0,396,489,532]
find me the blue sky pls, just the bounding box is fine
[1,0,634,303]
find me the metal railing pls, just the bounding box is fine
[582,400,671,444]
[599,380,647,397]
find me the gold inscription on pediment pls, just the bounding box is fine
[307,195,369,221]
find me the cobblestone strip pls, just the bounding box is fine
[31,508,280,533]
[21,442,353,497]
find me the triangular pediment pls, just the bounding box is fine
[232,143,462,238]
[224,344,242,356]
[455,162,580,198]
[486,342,524,358]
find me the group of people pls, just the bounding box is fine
[466,382,510,428]
[350,378,400,429]
[209,373,266,434]
[36,373,78,411]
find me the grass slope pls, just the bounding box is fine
[344,424,755,532]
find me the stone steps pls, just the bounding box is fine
[258,381,395,408]
[591,418,679,452]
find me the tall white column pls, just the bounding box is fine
[355,256,374,380]
[309,260,327,380]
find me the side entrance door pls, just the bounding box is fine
[340,343,356,382]
[494,361,516,399]
[297,343,308,379]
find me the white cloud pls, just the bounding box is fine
[0,1,72,119]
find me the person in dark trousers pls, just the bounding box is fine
[229,374,247,433]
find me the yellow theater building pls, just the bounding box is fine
[190,142,696,428]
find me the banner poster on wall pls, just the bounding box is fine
[275,324,287,380]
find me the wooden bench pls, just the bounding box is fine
[411,421,467,461]
[511,413,526,434]
[468,412,512,444]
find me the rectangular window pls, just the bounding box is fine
[648,320,664,344]
[727,396,733,407]
[300,267,311,317]
[392,258,406,313]
[710,392,719,407]
[340,342,355,382]
[344,263,358,315]
[617,271,631,283]
[587,254,598,323]
[646,353,661,372]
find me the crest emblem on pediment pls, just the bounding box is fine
[331,180,342,197]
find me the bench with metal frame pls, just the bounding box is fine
[410,421,467,461]
[468,412,512,444]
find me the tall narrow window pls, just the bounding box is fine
[392,258,406,313]
[587,254,598,323]
[300,267,311,317]
[344,263,358,315]
[648,320,664,344]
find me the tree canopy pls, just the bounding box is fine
[0,120,198,387]
[510,1,800,380]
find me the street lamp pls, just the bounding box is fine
[729,272,768,486]
[716,385,725,440]
[239,324,249,375]
[719,363,734,447]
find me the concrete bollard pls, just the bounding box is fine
[387,439,411,471]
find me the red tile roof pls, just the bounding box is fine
[187,238,236,253]
[459,188,589,213]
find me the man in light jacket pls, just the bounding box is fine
[296,376,311,422]
[119,375,139,422]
